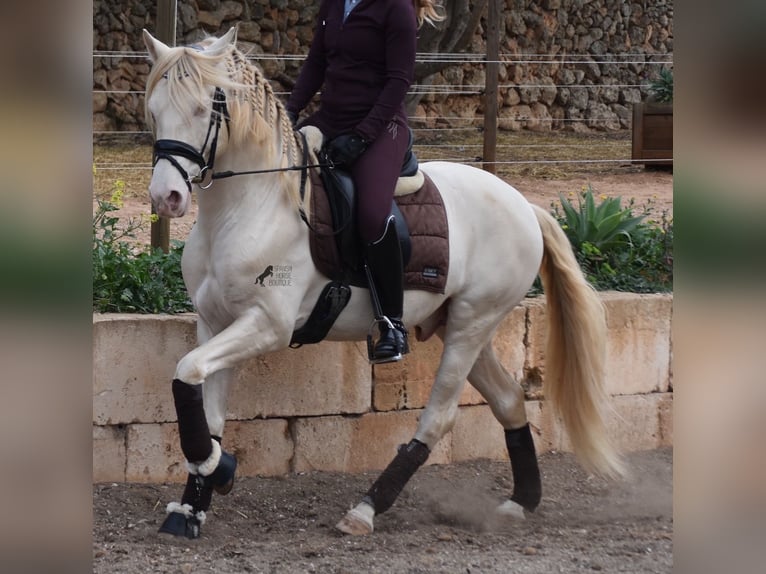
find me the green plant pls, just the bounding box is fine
[556,186,646,253]
[93,183,193,313]
[528,188,673,295]
[649,67,673,103]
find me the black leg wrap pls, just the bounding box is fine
[505,424,542,512]
[364,439,430,514]
[180,472,214,511]
[172,379,213,463]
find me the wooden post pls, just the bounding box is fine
[482,0,501,174]
[150,0,176,253]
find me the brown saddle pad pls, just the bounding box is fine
[307,170,449,293]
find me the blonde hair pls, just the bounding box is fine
[414,0,446,28]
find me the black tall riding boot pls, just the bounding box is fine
[364,215,409,364]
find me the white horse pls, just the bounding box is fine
[142,28,624,539]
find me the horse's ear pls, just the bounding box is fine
[143,29,171,63]
[204,27,237,57]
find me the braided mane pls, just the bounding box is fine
[145,36,307,210]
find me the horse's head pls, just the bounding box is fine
[144,28,306,219]
[143,29,239,217]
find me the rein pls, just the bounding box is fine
[210,129,330,181]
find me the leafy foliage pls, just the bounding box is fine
[529,187,673,295]
[649,67,673,103]
[556,187,645,253]
[92,184,193,313]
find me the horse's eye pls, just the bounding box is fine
[194,105,206,117]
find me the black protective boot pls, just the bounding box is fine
[364,215,409,364]
[201,449,237,495]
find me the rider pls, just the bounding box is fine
[286,0,444,363]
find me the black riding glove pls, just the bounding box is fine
[327,132,369,168]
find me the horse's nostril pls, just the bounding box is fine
[168,190,182,210]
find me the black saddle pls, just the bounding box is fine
[318,128,418,285]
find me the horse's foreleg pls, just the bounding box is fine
[336,335,482,536]
[467,343,541,519]
[159,376,239,538]
[160,315,280,538]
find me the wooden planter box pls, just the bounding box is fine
[632,102,673,168]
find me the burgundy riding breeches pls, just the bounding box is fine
[351,115,410,243]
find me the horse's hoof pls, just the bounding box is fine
[335,503,374,536]
[196,445,237,495]
[208,450,237,495]
[495,499,526,520]
[158,511,202,539]
[158,503,206,539]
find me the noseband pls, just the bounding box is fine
[152,87,230,192]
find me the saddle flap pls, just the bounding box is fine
[318,163,411,272]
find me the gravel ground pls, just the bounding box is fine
[93,448,672,573]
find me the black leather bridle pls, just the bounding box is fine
[150,86,335,231]
[152,87,230,192]
[151,86,329,190]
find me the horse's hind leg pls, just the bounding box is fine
[336,323,490,535]
[467,342,541,518]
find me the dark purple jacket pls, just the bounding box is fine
[286,0,417,142]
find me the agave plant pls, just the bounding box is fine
[649,67,673,104]
[557,187,646,253]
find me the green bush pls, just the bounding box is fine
[92,184,193,313]
[543,187,673,294]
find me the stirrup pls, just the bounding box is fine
[366,317,409,364]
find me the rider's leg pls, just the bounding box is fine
[353,117,410,363]
[364,215,408,362]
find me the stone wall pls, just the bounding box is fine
[93,293,673,483]
[93,0,673,134]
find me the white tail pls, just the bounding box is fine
[532,204,625,479]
